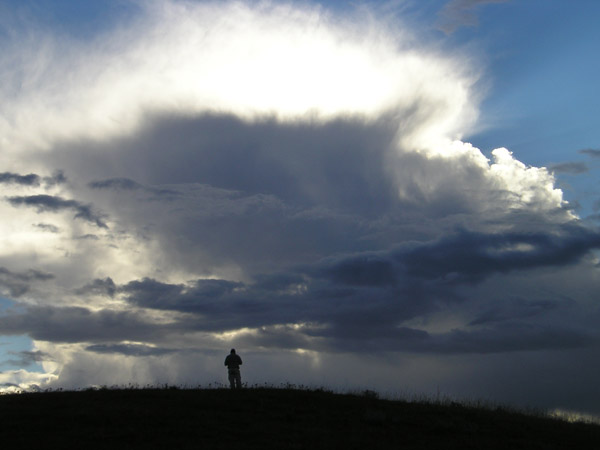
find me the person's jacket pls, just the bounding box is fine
[225,354,242,370]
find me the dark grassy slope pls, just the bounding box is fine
[1,388,599,449]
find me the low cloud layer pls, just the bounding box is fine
[0,267,55,298]
[0,0,599,416]
[89,178,178,197]
[0,171,65,187]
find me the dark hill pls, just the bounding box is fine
[1,387,599,449]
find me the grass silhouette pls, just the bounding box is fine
[1,384,599,449]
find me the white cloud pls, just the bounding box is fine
[489,147,566,211]
[0,368,57,392]
[0,0,478,160]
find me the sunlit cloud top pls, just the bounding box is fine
[0,0,478,158]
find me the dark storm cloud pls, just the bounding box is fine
[231,325,319,352]
[0,171,66,186]
[39,112,501,277]
[395,224,600,284]
[0,306,163,343]
[0,172,41,186]
[111,223,600,354]
[43,170,67,186]
[579,148,600,158]
[88,177,178,196]
[6,194,108,228]
[121,278,261,327]
[0,267,54,297]
[46,113,399,216]
[86,343,177,357]
[1,350,52,367]
[312,326,594,355]
[318,252,398,287]
[311,224,600,287]
[468,297,561,325]
[121,278,195,311]
[75,277,117,298]
[120,226,600,315]
[150,285,426,352]
[549,162,588,174]
[220,315,595,355]
[1,163,592,353]
[33,112,420,280]
[417,324,594,354]
[119,273,430,339]
[0,270,594,357]
[89,178,142,190]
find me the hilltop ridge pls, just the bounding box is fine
[1,387,599,449]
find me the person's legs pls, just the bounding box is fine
[228,372,236,389]
[234,371,242,389]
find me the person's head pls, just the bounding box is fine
[230,348,236,354]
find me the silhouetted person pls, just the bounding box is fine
[225,348,242,389]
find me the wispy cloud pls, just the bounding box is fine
[0,171,65,186]
[549,162,589,174]
[579,148,600,158]
[6,195,108,228]
[89,177,178,196]
[437,0,509,34]
[33,223,60,233]
[0,267,54,297]
[0,0,479,156]
[86,343,177,357]
[0,172,41,186]
[1,350,52,368]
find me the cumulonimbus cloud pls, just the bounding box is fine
[1,1,598,415]
[0,0,568,220]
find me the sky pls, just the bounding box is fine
[1,0,600,418]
